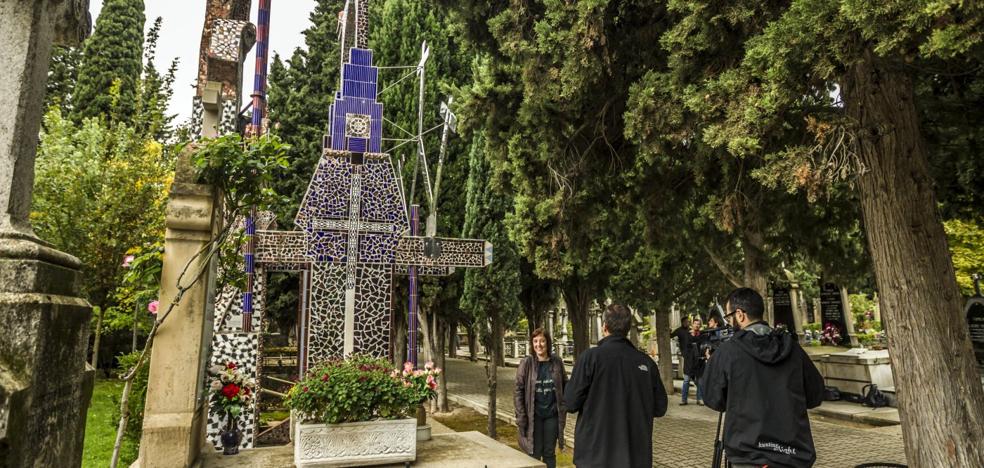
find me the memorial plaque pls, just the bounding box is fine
[772,285,795,328]
[966,297,984,369]
[819,282,849,345]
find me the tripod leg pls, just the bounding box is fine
[711,411,725,468]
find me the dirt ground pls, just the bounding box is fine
[432,407,575,467]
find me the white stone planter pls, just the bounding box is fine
[294,418,417,467]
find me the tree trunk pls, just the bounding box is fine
[91,306,104,369]
[467,323,479,361]
[563,278,592,359]
[418,307,437,365]
[740,207,769,297]
[447,318,458,359]
[494,317,505,367]
[393,307,407,367]
[842,49,984,467]
[654,309,674,395]
[435,318,449,412]
[485,313,501,439]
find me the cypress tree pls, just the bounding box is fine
[44,46,82,116]
[460,131,522,439]
[72,0,145,124]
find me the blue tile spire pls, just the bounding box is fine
[328,1,383,153]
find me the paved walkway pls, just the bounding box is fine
[443,358,907,468]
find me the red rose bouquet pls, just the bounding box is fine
[207,361,256,429]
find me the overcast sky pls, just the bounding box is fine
[88,0,318,123]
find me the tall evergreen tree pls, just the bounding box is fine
[641,1,984,464]
[72,0,145,123]
[44,46,82,115]
[460,132,522,439]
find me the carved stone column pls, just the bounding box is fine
[137,148,222,467]
[0,1,93,466]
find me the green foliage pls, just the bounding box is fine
[33,107,173,309]
[945,218,984,295]
[460,132,523,335]
[284,356,440,424]
[112,353,151,446]
[72,0,146,123]
[192,134,291,213]
[44,46,82,116]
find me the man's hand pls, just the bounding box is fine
[704,348,712,360]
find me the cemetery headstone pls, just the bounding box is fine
[0,1,93,466]
[772,285,795,329]
[966,297,984,370]
[820,282,849,345]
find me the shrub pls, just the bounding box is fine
[284,356,439,425]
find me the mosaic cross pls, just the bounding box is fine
[254,0,491,371]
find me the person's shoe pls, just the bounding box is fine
[679,402,688,406]
[697,400,704,406]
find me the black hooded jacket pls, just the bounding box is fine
[700,322,825,467]
[564,335,668,468]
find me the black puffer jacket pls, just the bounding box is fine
[564,335,668,468]
[700,322,825,468]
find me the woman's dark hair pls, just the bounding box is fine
[530,328,553,356]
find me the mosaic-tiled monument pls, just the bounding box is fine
[254,0,491,370]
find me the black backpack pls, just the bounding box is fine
[823,386,841,401]
[862,384,889,408]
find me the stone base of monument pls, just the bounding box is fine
[201,426,545,468]
[294,418,416,467]
[811,348,895,398]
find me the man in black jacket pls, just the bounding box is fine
[564,303,668,468]
[701,288,825,468]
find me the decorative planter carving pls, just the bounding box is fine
[294,418,417,467]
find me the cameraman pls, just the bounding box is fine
[700,288,825,468]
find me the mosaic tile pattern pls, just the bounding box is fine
[255,231,487,268]
[248,0,491,372]
[190,97,204,140]
[219,99,239,135]
[307,262,346,363]
[206,333,259,451]
[208,19,256,63]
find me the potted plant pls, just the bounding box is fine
[285,356,440,467]
[207,361,256,455]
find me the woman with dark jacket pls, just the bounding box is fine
[515,328,567,468]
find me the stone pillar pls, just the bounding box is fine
[594,313,603,343]
[0,2,93,467]
[789,283,806,339]
[841,286,860,347]
[765,294,775,327]
[137,149,222,468]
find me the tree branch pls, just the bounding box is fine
[702,244,743,288]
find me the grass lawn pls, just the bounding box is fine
[83,379,139,468]
[432,407,575,467]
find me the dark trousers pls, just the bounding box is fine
[532,414,558,468]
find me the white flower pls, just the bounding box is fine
[210,380,222,391]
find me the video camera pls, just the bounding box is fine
[698,325,734,356]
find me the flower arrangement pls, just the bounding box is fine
[207,362,256,424]
[820,323,842,345]
[284,355,441,425]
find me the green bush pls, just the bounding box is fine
[284,356,439,425]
